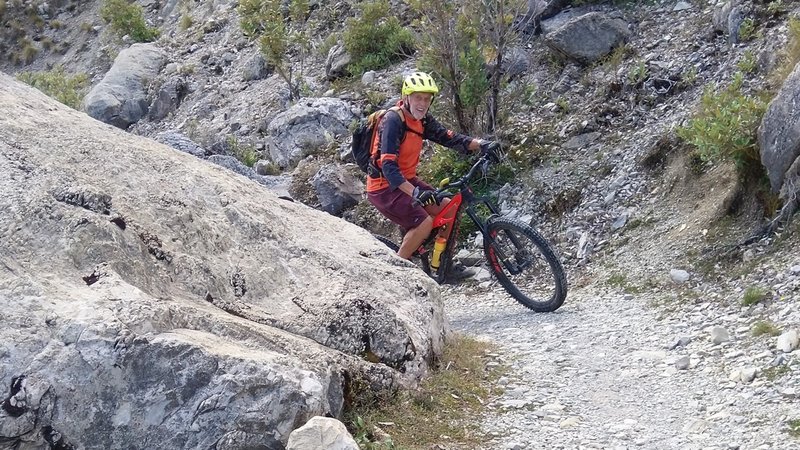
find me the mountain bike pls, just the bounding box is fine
[374,154,567,312]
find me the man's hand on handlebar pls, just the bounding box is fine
[480,140,505,163]
[412,186,438,207]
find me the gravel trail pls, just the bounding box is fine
[444,285,800,450]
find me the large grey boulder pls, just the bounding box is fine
[84,43,167,129]
[0,73,445,449]
[544,12,631,65]
[267,97,358,168]
[758,62,800,194]
[311,164,364,216]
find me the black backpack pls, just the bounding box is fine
[351,106,406,178]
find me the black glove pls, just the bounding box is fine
[480,140,504,163]
[412,186,437,207]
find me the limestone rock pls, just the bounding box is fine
[0,73,445,449]
[84,43,167,129]
[286,416,359,450]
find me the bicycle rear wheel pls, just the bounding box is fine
[483,217,567,312]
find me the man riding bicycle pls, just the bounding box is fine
[366,71,503,270]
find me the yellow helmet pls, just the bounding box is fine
[402,71,439,96]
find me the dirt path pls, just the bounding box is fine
[444,284,799,450]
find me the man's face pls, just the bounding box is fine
[406,92,434,120]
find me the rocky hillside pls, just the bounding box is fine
[3,0,800,446]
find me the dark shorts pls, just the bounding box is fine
[367,177,433,231]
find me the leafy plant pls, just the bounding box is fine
[411,0,530,135]
[227,136,260,167]
[100,0,160,42]
[240,0,311,100]
[342,0,415,76]
[676,72,767,179]
[737,50,757,74]
[738,18,757,41]
[742,286,768,306]
[628,60,648,85]
[17,67,89,109]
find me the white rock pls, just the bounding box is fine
[740,367,758,383]
[670,269,690,283]
[560,416,581,428]
[776,329,799,353]
[710,327,731,344]
[286,416,359,450]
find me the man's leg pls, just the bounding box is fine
[398,216,432,259]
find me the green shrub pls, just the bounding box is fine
[242,0,310,100]
[100,0,160,42]
[676,72,767,178]
[789,419,800,437]
[19,39,39,64]
[238,0,271,36]
[737,50,757,74]
[628,60,648,85]
[343,0,415,76]
[751,320,780,336]
[227,136,260,167]
[17,67,89,109]
[742,285,768,306]
[738,18,757,41]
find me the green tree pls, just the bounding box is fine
[239,0,310,100]
[99,0,160,42]
[411,0,529,135]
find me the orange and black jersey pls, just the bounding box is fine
[366,101,474,192]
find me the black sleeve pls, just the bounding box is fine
[378,111,407,190]
[422,114,474,155]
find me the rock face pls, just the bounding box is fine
[0,74,446,449]
[83,43,167,129]
[758,62,800,194]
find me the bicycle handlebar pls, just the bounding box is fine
[433,154,492,201]
[410,154,494,207]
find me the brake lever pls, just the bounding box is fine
[480,158,491,177]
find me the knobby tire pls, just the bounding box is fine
[484,217,567,312]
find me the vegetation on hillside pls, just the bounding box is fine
[342,0,415,76]
[16,67,88,109]
[239,0,312,100]
[344,334,506,449]
[100,0,160,42]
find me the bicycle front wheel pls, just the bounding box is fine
[483,217,567,312]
